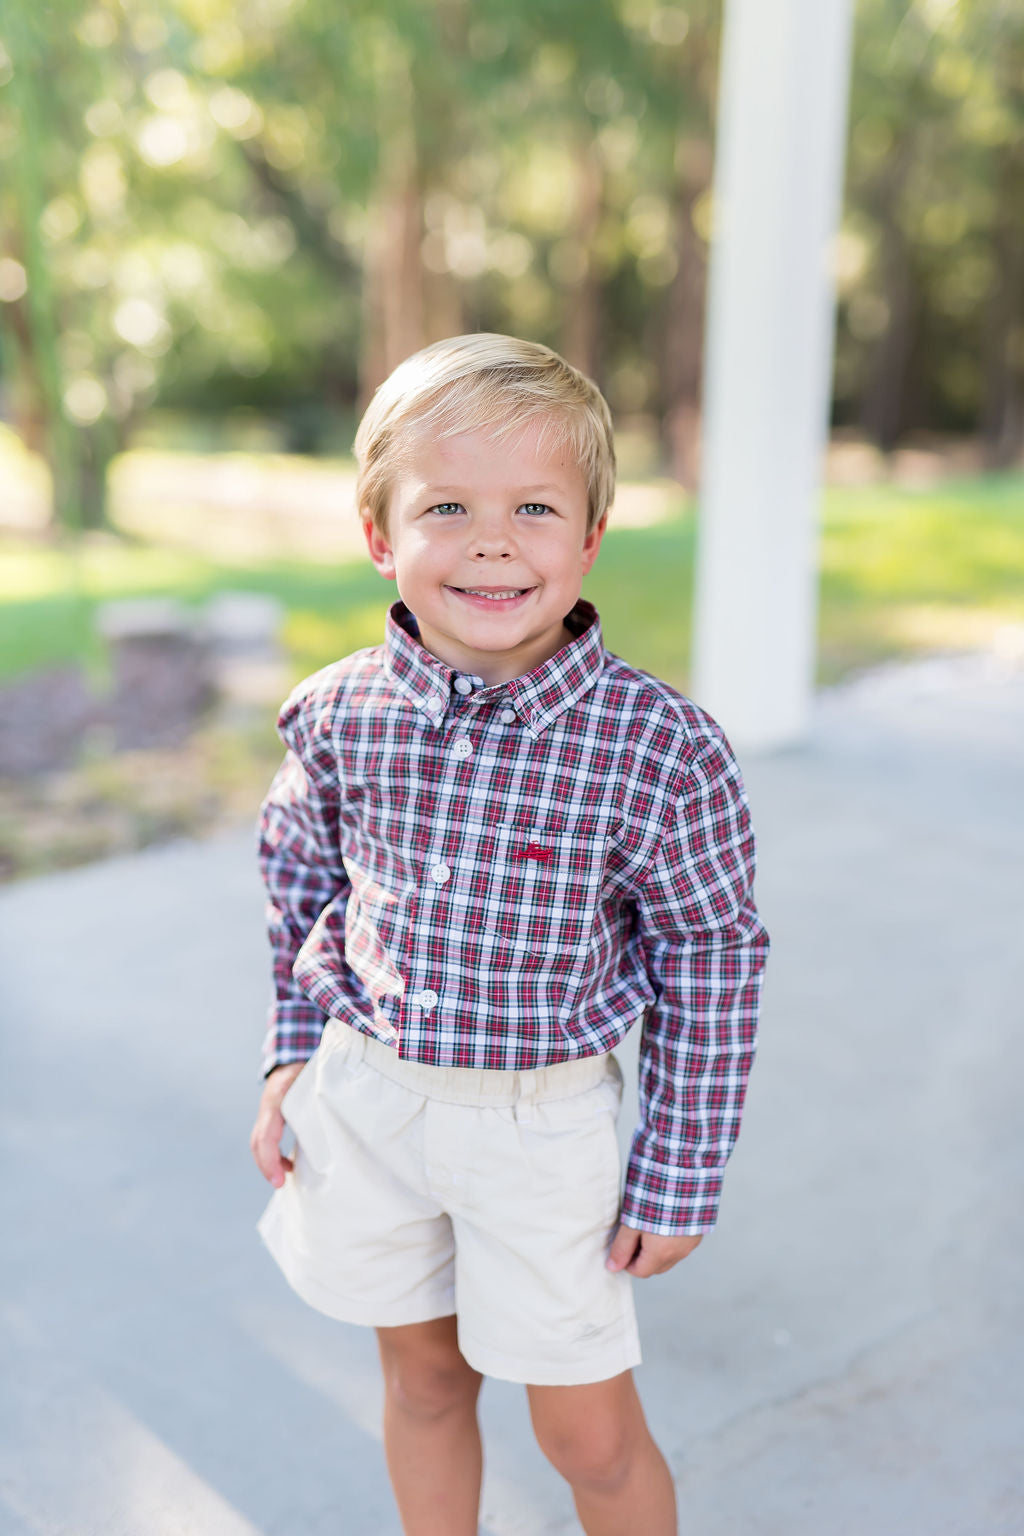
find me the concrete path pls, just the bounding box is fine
[2,651,1022,1536]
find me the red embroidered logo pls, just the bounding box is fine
[513,841,554,862]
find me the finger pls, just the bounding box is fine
[261,1144,293,1187]
[628,1236,702,1277]
[252,1135,280,1185]
[605,1224,642,1272]
[626,1245,661,1279]
[251,1114,291,1186]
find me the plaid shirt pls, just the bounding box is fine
[259,599,768,1235]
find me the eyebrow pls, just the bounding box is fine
[418,483,562,497]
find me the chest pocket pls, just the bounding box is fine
[474,816,611,965]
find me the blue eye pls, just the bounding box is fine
[430,502,465,516]
[519,502,553,516]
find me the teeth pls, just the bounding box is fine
[460,588,525,600]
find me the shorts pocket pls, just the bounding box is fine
[279,1052,316,1123]
[280,1042,340,1176]
[522,1075,624,1235]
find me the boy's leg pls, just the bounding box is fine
[527,1371,677,1536]
[376,1315,483,1536]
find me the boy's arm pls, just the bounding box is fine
[621,729,769,1239]
[258,692,351,1077]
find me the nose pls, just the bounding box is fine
[467,513,515,560]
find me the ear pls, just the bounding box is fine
[362,515,397,581]
[580,512,608,576]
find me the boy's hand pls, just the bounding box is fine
[605,1223,703,1278]
[250,1062,306,1187]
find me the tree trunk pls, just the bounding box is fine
[6,5,86,531]
[423,267,467,348]
[980,150,1024,469]
[2,291,48,456]
[357,26,431,417]
[560,140,604,384]
[860,149,915,452]
[359,142,425,414]
[661,137,712,490]
[78,418,120,531]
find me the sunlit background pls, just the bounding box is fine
[1,0,1023,879]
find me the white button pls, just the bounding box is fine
[426,703,442,719]
[453,676,472,695]
[415,988,439,1011]
[500,707,516,724]
[452,737,473,759]
[429,862,451,884]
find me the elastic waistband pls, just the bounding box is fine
[324,1018,618,1108]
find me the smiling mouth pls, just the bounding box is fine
[448,586,533,601]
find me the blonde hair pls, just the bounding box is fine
[354,333,616,535]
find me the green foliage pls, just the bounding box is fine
[1,0,1022,534]
[837,0,1024,441]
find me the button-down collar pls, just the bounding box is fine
[381,599,607,736]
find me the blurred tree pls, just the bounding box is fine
[2,0,95,528]
[977,1,1024,466]
[634,0,719,487]
[837,0,1024,455]
[1,0,1021,532]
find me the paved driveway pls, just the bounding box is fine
[2,653,1022,1535]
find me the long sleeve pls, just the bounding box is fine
[258,692,351,1076]
[620,731,769,1236]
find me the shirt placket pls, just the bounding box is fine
[402,677,486,1042]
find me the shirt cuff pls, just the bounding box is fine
[620,1145,726,1236]
[260,1001,327,1078]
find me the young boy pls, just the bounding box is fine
[250,333,768,1536]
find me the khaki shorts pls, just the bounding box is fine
[257,1018,641,1387]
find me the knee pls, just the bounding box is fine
[534,1418,634,1495]
[380,1346,481,1423]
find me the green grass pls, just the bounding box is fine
[0,538,393,686]
[816,473,1024,680]
[2,470,1023,693]
[583,517,696,687]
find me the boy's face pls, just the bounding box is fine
[362,419,606,686]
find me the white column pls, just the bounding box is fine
[693,0,856,750]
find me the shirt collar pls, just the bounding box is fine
[382,599,606,737]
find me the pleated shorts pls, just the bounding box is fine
[257,1018,641,1386]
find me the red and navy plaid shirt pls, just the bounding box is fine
[259,599,768,1235]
